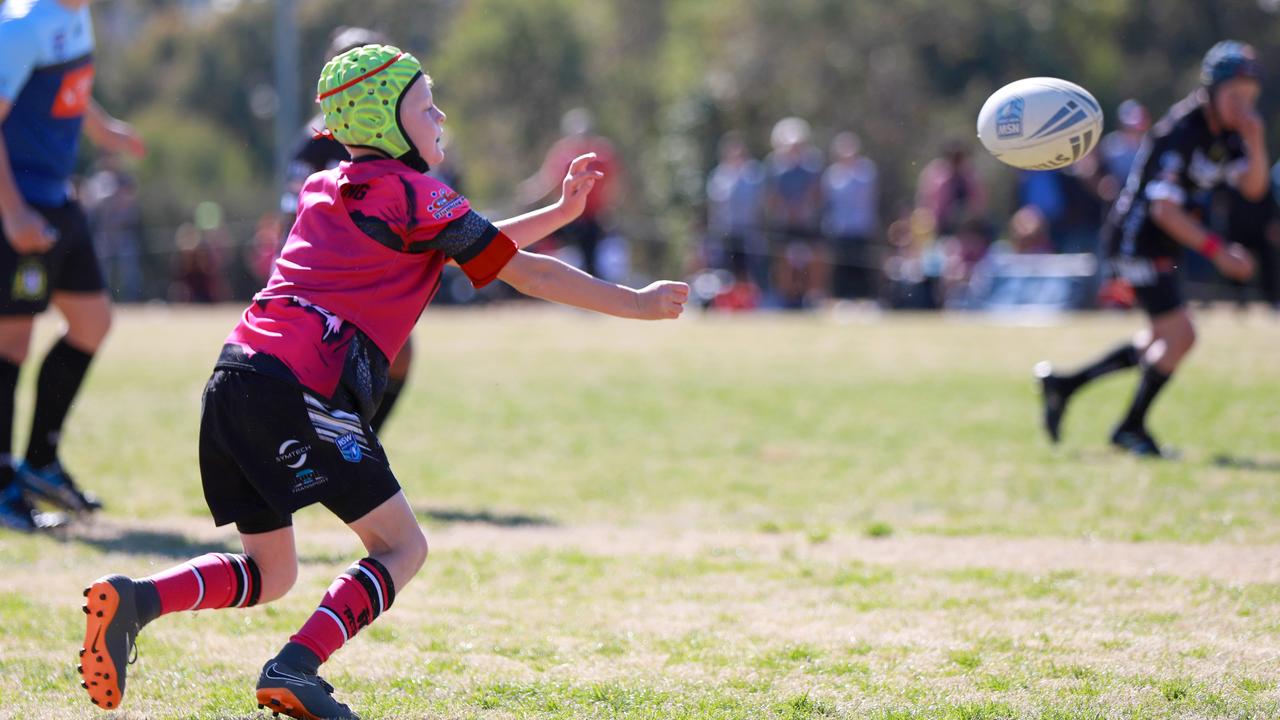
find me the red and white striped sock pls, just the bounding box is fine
[139,552,261,619]
[288,557,396,663]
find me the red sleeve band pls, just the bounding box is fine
[1200,233,1223,260]
[459,231,518,288]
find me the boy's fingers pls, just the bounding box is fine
[568,153,598,174]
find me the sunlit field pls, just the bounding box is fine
[2,305,1278,719]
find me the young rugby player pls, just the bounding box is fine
[77,43,688,719]
[282,26,416,434]
[1037,41,1264,456]
[0,0,145,531]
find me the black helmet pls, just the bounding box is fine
[1201,40,1262,89]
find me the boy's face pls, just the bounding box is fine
[399,77,446,167]
[1211,77,1261,132]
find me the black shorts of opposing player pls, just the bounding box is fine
[1106,258,1184,318]
[199,349,401,535]
[0,201,106,315]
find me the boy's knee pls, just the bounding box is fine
[404,527,429,573]
[66,309,112,352]
[254,559,298,604]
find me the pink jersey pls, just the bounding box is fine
[226,157,516,404]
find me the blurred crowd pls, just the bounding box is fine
[696,104,1279,312]
[75,100,1280,312]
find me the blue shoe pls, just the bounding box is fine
[1110,427,1164,458]
[18,460,102,513]
[0,482,67,532]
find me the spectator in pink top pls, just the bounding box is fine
[519,108,621,276]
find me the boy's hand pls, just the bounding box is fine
[109,122,147,159]
[1238,110,1266,151]
[635,281,690,320]
[557,153,604,220]
[1215,242,1256,282]
[2,205,55,254]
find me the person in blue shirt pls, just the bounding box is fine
[0,0,144,531]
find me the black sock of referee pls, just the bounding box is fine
[370,376,405,434]
[1116,365,1172,434]
[1059,342,1141,396]
[0,359,18,493]
[25,338,95,469]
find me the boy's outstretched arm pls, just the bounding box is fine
[496,153,603,249]
[498,250,688,320]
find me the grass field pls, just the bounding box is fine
[1,305,1279,719]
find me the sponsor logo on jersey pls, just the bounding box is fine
[995,97,1024,139]
[428,189,467,220]
[335,433,363,463]
[1187,149,1231,190]
[50,64,94,119]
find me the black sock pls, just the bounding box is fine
[1060,342,1140,395]
[135,579,162,626]
[1117,366,1172,433]
[25,338,94,469]
[275,641,322,676]
[0,359,18,493]
[370,377,405,434]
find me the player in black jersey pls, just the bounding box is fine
[1036,41,1266,456]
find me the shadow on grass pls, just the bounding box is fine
[1212,454,1280,473]
[413,506,557,528]
[62,525,235,558]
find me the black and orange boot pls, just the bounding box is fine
[256,658,359,720]
[78,575,142,710]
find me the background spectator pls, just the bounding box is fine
[916,139,987,238]
[82,160,144,302]
[822,131,880,302]
[705,131,767,292]
[1017,153,1108,254]
[1099,99,1150,193]
[764,117,825,308]
[519,108,621,276]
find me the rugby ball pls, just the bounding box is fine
[977,77,1104,170]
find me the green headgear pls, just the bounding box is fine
[317,44,428,170]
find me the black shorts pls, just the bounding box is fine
[1133,271,1184,317]
[1109,257,1184,318]
[0,201,106,315]
[199,368,401,534]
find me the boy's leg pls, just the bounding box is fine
[1111,307,1195,456]
[0,316,61,531]
[257,492,427,720]
[20,290,110,512]
[78,526,297,710]
[1035,338,1143,444]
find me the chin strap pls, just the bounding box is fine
[397,148,431,174]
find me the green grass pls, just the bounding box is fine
[0,305,1278,718]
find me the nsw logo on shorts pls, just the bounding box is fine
[335,433,362,463]
[12,259,48,302]
[996,97,1025,139]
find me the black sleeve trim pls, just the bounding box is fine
[405,209,500,259]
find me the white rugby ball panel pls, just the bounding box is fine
[977,77,1104,170]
